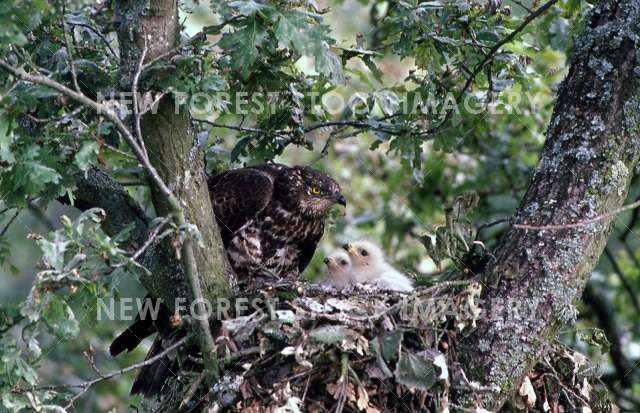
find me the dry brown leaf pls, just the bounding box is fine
[356,386,369,411]
[518,376,536,407]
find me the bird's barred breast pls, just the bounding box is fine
[226,205,322,280]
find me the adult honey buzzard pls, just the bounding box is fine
[210,163,346,283]
[109,164,345,396]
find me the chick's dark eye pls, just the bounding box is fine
[340,260,347,266]
[360,250,368,256]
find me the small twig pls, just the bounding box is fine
[543,356,590,407]
[304,119,401,136]
[619,194,640,242]
[82,350,104,378]
[14,46,53,75]
[0,209,20,237]
[604,247,640,314]
[512,0,533,13]
[112,217,171,270]
[301,373,312,406]
[132,36,148,157]
[140,17,240,74]
[140,92,166,116]
[179,371,206,409]
[27,200,55,231]
[61,3,81,93]
[310,127,353,164]
[101,141,137,159]
[335,353,349,413]
[423,0,559,136]
[67,22,117,57]
[0,313,24,334]
[514,198,640,230]
[197,119,275,135]
[621,241,640,269]
[475,217,511,239]
[25,105,85,125]
[35,336,188,408]
[458,0,558,101]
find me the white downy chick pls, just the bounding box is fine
[321,250,354,289]
[342,240,414,292]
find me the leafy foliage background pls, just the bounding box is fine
[0,0,638,411]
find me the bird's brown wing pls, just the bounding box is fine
[208,167,276,245]
[297,227,323,274]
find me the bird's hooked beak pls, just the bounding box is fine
[341,243,357,256]
[334,193,347,207]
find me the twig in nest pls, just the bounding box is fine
[179,371,206,409]
[335,353,350,413]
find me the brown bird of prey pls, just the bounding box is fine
[209,163,346,283]
[110,163,345,396]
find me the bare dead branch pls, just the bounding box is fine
[112,216,172,271]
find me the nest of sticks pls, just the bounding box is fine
[149,280,611,413]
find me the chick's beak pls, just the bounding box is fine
[341,243,357,256]
[334,193,347,207]
[324,257,336,268]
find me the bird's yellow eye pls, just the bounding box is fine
[310,186,321,195]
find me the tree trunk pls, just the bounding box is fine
[456,0,640,409]
[115,0,233,307]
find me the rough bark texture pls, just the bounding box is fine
[73,167,150,246]
[115,0,232,306]
[456,0,640,409]
[70,169,193,308]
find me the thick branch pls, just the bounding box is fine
[71,167,150,246]
[115,0,232,301]
[0,4,226,383]
[455,0,640,409]
[115,0,231,380]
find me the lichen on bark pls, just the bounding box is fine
[114,0,233,307]
[455,0,640,409]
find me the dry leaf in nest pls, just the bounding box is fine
[518,375,537,408]
[356,386,370,411]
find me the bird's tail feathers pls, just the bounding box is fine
[109,315,156,357]
[130,331,186,397]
